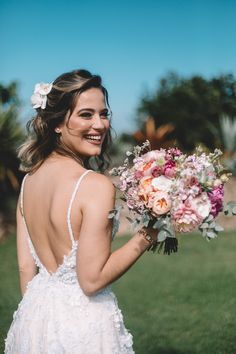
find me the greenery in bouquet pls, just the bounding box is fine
[109,141,236,254]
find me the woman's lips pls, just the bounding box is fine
[84,134,103,145]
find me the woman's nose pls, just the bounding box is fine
[92,114,106,129]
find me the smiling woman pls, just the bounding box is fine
[4,69,158,354]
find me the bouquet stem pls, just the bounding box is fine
[148,218,178,255]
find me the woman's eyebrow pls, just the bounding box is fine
[77,108,108,113]
[78,108,94,113]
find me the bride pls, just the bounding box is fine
[5,69,158,353]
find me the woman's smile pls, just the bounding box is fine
[57,88,110,157]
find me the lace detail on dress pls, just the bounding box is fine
[5,170,134,353]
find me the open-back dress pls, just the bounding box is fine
[5,170,134,354]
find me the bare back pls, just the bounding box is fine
[21,156,91,274]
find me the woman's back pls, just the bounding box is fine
[22,156,86,274]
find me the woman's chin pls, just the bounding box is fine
[81,147,102,158]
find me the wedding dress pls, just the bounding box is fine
[5,170,134,354]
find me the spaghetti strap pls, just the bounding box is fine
[20,173,29,217]
[67,169,93,245]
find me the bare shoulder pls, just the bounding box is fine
[76,171,115,211]
[83,171,115,196]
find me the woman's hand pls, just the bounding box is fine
[137,225,159,250]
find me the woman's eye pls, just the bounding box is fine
[100,111,110,119]
[80,112,92,118]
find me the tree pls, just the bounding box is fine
[0,82,24,238]
[137,72,236,151]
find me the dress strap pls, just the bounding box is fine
[20,173,29,217]
[67,170,93,245]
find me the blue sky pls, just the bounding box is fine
[1,0,235,133]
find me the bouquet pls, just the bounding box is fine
[110,141,236,254]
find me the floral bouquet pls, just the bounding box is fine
[110,141,236,254]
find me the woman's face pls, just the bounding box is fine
[57,88,110,159]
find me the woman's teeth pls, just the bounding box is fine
[85,135,102,141]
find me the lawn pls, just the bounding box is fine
[1,231,236,354]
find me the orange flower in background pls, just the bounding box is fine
[133,116,175,149]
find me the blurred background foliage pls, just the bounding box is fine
[0,82,24,239]
[1,72,236,240]
[111,72,236,172]
[136,72,236,150]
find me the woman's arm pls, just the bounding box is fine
[77,173,156,296]
[16,198,37,296]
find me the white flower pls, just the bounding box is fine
[151,175,173,192]
[30,82,52,109]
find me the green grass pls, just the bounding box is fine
[1,231,236,354]
[0,235,21,353]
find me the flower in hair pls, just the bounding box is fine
[31,82,53,109]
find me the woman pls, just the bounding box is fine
[5,69,158,353]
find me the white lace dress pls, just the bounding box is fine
[5,170,134,354]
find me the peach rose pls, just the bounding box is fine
[148,191,172,215]
[141,161,156,177]
[138,176,153,202]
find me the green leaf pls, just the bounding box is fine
[153,219,164,229]
[206,214,214,222]
[209,222,216,228]
[214,224,224,232]
[232,206,236,215]
[200,222,209,229]
[207,231,217,239]
[158,230,168,242]
[227,201,236,208]
[163,227,175,238]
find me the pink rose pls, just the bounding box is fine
[151,165,163,177]
[164,160,176,178]
[173,193,211,233]
[173,201,203,233]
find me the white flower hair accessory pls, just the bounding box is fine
[31,82,53,109]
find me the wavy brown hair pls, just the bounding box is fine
[18,69,113,172]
